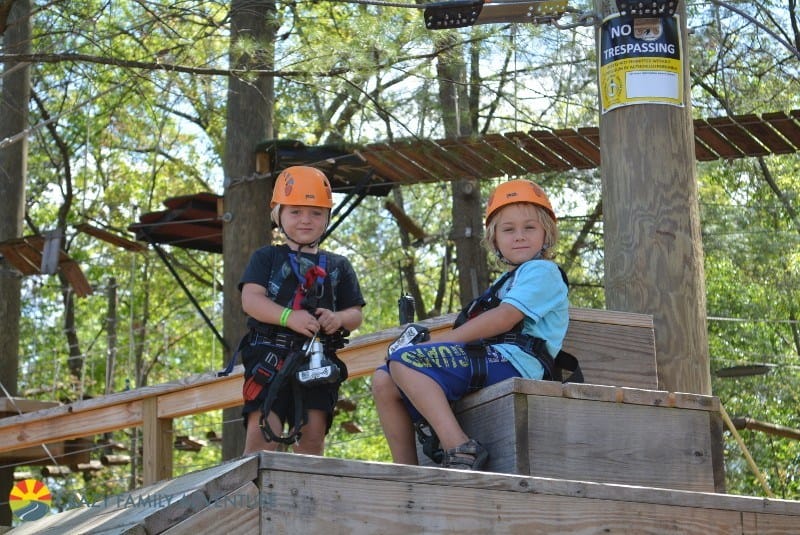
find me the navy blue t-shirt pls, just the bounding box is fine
[238,244,365,332]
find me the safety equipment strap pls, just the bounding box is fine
[258,347,309,445]
[287,252,328,311]
[454,264,583,387]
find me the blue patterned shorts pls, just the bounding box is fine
[378,342,519,421]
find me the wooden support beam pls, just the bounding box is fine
[101,454,131,466]
[142,397,172,485]
[731,416,800,441]
[593,4,710,395]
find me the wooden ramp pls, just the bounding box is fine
[8,453,800,534]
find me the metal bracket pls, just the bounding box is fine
[424,0,569,29]
[615,0,680,18]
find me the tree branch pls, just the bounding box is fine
[0,52,350,78]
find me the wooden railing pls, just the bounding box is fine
[0,308,654,485]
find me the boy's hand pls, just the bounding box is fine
[314,308,342,335]
[287,308,320,338]
[387,324,430,359]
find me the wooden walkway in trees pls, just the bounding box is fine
[121,110,800,254]
[0,308,657,483]
[3,309,800,532]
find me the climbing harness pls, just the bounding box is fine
[288,251,327,311]
[218,247,348,445]
[454,265,583,387]
[413,265,583,463]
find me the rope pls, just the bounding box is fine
[719,403,775,498]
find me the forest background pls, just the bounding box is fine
[0,0,798,519]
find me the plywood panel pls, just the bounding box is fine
[447,380,719,492]
[527,396,716,492]
[161,482,260,535]
[416,391,528,473]
[259,468,743,534]
[561,316,658,389]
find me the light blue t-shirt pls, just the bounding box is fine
[489,260,570,379]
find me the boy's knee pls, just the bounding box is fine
[296,433,324,454]
[372,369,395,397]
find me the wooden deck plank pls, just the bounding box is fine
[7,457,258,535]
[256,452,800,517]
[161,482,260,535]
[9,452,800,533]
[261,468,741,534]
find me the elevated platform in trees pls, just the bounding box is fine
[124,110,800,254]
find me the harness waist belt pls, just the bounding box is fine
[481,332,556,380]
[250,331,302,351]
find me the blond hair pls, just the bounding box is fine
[482,203,559,268]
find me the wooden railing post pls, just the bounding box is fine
[142,397,172,485]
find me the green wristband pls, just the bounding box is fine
[279,308,292,327]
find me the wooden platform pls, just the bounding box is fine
[412,308,725,493]
[8,453,800,534]
[0,307,657,478]
[419,378,725,493]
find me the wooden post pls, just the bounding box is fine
[594,0,711,394]
[142,397,172,485]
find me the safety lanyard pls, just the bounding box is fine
[288,252,327,310]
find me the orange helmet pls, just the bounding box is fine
[484,179,556,225]
[270,166,333,209]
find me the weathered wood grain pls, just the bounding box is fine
[419,378,723,492]
[6,456,258,535]
[9,452,800,533]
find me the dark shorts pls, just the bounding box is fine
[379,341,519,421]
[241,333,341,432]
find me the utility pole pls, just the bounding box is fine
[594,0,711,394]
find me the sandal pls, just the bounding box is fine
[442,438,489,471]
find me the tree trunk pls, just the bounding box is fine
[0,0,31,526]
[435,33,489,305]
[595,2,711,394]
[221,0,276,460]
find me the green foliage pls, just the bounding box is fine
[4,0,800,510]
[699,156,800,499]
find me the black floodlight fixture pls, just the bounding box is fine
[615,0,680,18]
[424,0,568,30]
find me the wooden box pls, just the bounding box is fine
[420,378,726,493]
